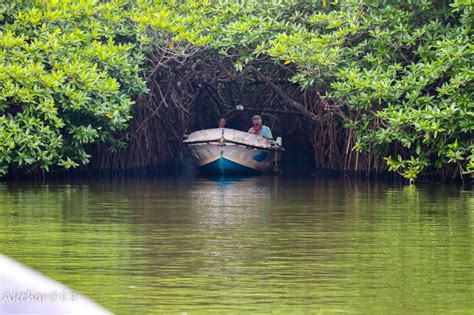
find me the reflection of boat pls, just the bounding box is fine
[184,128,284,175]
[189,177,274,226]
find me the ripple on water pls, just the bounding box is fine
[0,177,473,313]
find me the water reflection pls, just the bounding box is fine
[0,178,472,313]
[188,176,272,227]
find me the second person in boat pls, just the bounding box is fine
[217,117,226,128]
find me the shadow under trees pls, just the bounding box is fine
[90,43,392,178]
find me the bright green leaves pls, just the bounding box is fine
[0,0,147,176]
[69,125,99,145]
[385,155,430,184]
[129,0,472,182]
[1,0,472,181]
[58,157,79,169]
[0,114,63,173]
[320,2,473,182]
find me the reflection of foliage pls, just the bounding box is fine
[0,179,473,312]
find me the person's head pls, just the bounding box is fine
[251,115,262,128]
[236,105,244,116]
[218,117,226,128]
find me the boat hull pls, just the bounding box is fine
[199,156,262,175]
[184,128,283,176]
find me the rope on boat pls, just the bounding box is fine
[274,145,279,173]
[220,149,224,175]
[218,128,225,146]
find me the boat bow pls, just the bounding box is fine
[184,128,283,175]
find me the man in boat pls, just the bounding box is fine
[217,117,226,128]
[226,105,247,131]
[248,115,273,139]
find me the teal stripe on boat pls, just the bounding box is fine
[199,157,261,176]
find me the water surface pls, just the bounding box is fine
[0,177,473,313]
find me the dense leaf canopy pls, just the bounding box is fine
[1,0,472,182]
[0,0,146,175]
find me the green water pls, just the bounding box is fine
[0,177,473,314]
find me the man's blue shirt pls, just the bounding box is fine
[249,125,273,139]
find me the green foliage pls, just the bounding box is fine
[325,1,474,182]
[1,0,472,181]
[0,0,147,175]
[133,0,473,182]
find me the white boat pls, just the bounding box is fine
[183,128,284,175]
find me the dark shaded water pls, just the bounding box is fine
[0,177,473,313]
